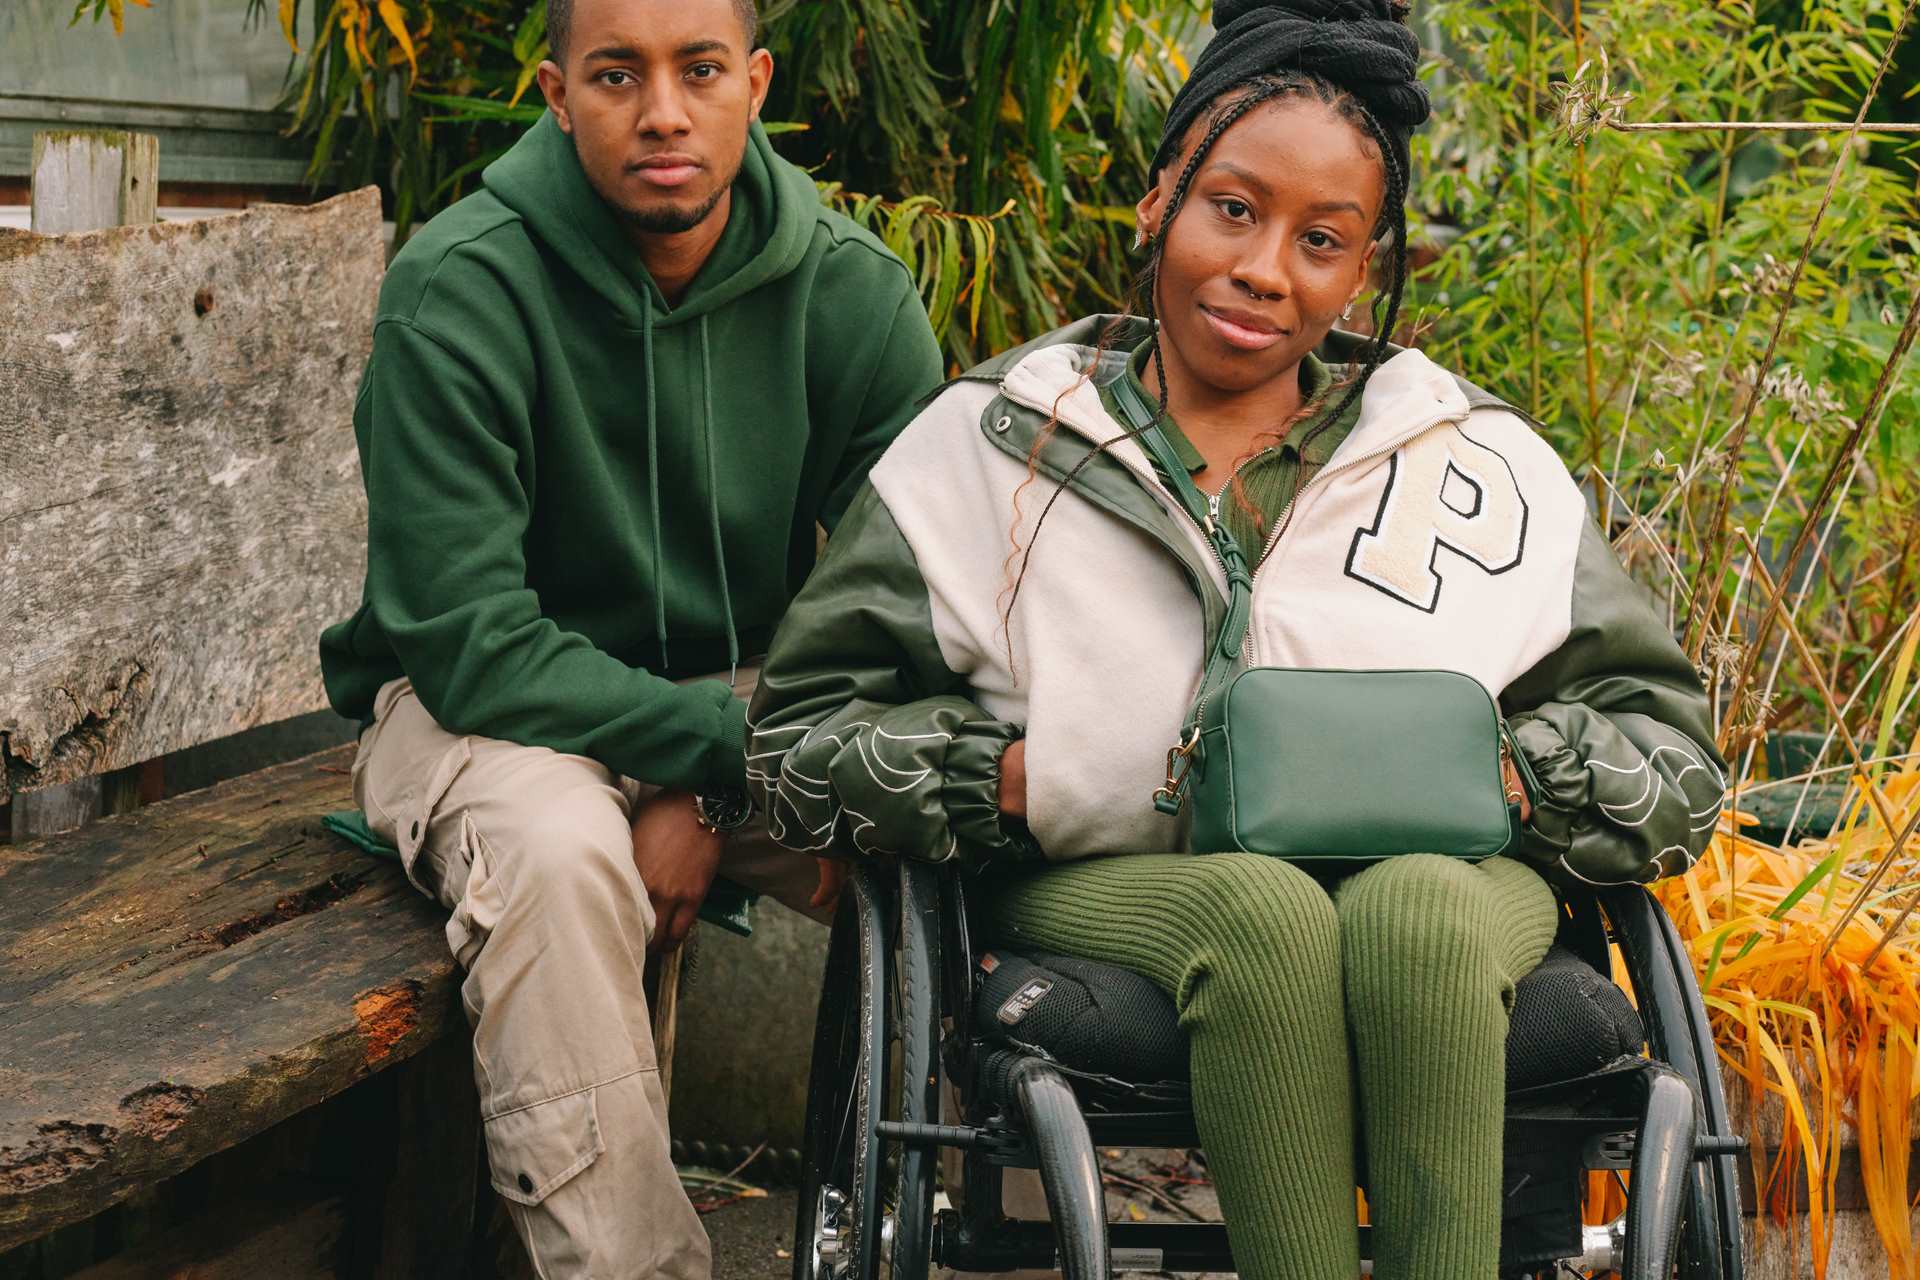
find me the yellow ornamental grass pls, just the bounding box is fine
[1655,790,1920,1280]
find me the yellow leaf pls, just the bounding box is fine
[509,48,548,109]
[279,0,299,51]
[107,0,124,35]
[376,0,418,81]
[338,6,363,75]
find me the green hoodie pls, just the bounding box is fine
[318,114,944,794]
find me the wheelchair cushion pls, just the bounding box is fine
[975,943,1645,1093]
[1504,944,1645,1089]
[974,950,1188,1084]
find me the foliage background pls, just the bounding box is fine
[73,0,1920,1273]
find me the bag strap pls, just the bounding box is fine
[1110,375,1254,814]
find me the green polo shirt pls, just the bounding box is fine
[1100,339,1364,562]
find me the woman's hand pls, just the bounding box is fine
[810,857,850,915]
[999,739,1028,819]
[1503,755,1533,823]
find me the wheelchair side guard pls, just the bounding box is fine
[1624,1063,1697,1280]
[1010,1057,1110,1280]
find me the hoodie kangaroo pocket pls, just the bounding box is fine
[486,1087,606,1208]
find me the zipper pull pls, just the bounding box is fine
[1205,487,1223,530]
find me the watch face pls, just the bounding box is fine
[699,790,752,832]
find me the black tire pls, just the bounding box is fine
[887,861,944,1280]
[1605,887,1743,1280]
[791,863,944,1280]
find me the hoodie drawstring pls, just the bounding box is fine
[643,306,668,670]
[699,315,741,683]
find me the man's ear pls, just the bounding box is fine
[747,47,774,120]
[536,59,572,133]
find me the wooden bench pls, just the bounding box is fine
[0,180,479,1271]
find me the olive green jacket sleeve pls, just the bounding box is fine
[747,484,1041,866]
[1501,519,1727,885]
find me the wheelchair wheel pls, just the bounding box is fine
[791,863,940,1280]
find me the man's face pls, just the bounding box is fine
[537,0,773,234]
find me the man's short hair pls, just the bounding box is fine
[548,0,759,62]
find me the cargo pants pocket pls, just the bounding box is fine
[485,1086,607,1209]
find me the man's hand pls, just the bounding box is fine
[630,790,724,953]
[999,739,1028,819]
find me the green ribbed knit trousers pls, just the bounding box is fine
[985,852,1558,1280]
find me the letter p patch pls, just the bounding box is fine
[1344,428,1528,613]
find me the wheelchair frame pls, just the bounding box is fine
[792,859,1746,1280]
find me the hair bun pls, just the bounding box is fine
[1212,0,1404,29]
[1151,0,1430,184]
[1182,0,1430,135]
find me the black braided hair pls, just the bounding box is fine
[998,2,1425,656]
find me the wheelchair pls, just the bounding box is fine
[790,858,1747,1280]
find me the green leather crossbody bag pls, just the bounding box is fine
[1112,376,1530,866]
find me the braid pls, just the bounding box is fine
[1141,76,1292,419]
[995,85,1285,657]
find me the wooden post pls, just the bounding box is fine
[653,947,685,1108]
[14,129,164,842]
[29,131,158,234]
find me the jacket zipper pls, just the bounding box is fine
[1182,409,1466,732]
[993,380,1466,675]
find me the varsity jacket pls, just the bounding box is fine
[746,318,1727,887]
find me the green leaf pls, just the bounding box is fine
[512,4,547,63]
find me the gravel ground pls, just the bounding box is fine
[695,1147,1229,1280]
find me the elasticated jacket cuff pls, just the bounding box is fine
[1508,713,1584,865]
[941,723,1044,865]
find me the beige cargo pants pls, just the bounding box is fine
[350,669,829,1279]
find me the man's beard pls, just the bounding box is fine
[617,143,745,234]
[622,182,730,234]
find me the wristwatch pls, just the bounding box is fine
[693,788,753,835]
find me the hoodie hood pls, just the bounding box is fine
[477,110,827,676]
[482,111,819,326]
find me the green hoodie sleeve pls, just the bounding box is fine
[1500,519,1727,886]
[817,284,945,533]
[747,484,1040,866]
[359,315,747,793]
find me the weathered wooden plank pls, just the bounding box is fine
[0,188,382,801]
[29,132,157,234]
[14,130,164,847]
[0,746,462,1251]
